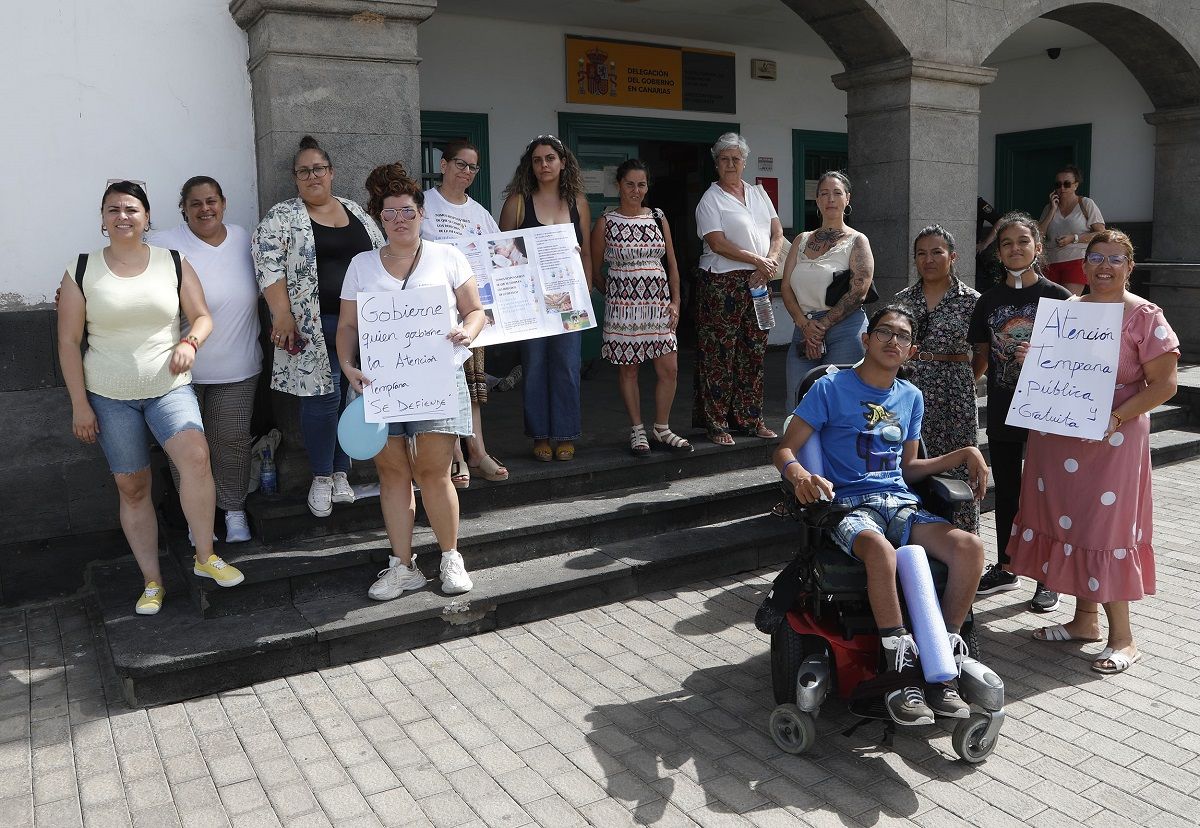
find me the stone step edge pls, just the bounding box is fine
[99,512,794,683]
[168,466,782,595]
[246,435,780,527]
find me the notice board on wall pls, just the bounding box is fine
[566,35,735,114]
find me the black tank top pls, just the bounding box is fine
[520,194,583,244]
[312,212,373,316]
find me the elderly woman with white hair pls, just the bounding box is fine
[692,132,784,445]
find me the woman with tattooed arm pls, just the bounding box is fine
[781,171,875,409]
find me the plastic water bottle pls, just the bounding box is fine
[750,284,775,330]
[260,448,278,496]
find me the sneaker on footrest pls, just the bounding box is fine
[976,564,1019,596]
[881,634,935,726]
[927,680,971,719]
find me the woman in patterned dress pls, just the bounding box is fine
[589,159,690,455]
[1007,229,1179,675]
[891,225,981,533]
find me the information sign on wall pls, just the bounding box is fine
[566,35,735,114]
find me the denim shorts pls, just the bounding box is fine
[386,368,473,438]
[88,385,204,474]
[831,491,948,558]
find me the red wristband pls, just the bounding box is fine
[178,338,197,353]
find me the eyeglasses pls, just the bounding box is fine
[380,206,419,221]
[447,158,480,173]
[717,155,744,165]
[1085,252,1131,266]
[1054,180,1075,189]
[294,164,331,180]
[870,327,913,346]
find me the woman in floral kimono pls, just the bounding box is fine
[252,135,385,517]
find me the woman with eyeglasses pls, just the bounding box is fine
[1036,164,1106,296]
[891,225,981,534]
[337,165,485,601]
[420,140,507,486]
[253,135,385,517]
[498,134,593,462]
[1006,229,1178,676]
[693,132,784,445]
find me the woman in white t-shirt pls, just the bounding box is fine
[1036,164,1106,296]
[420,139,508,486]
[693,132,783,445]
[336,166,485,603]
[152,176,262,544]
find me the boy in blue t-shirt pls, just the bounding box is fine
[775,307,988,726]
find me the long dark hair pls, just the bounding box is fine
[503,135,585,204]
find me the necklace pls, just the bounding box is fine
[382,243,420,260]
[106,245,148,268]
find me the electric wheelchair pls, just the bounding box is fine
[761,365,1006,762]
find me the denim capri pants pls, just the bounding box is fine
[88,384,205,475]
[386,367,473,439]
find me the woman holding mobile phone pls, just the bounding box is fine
[253,135,384,518]
[1036,164,1105,296]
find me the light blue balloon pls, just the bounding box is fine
[337,396,388,460]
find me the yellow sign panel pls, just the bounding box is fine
[567,36,684,110]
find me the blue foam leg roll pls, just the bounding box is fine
[796,432,825,478]
[895,544,958,683]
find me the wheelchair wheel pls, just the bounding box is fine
[770,622,806,704]
[962,618,982,660]
[952,712,998,763]
[769,704,817,755]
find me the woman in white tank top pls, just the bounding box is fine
[780,172,876,410]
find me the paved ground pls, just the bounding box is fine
[3,459,1200,828]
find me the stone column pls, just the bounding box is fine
[1144,105,1200,358]
[832,59,996,299]
[230,0,436,213]
[230,0,435,493]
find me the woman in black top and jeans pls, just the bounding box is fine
[498,135,593,461]
[254,135,385,517]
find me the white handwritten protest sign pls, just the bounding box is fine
[357,287,455,424]
[1005,298,1122,440]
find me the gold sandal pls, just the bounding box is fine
[471,454,509,481]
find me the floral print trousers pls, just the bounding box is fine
[691,269,768,434]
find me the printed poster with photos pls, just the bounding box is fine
[450,223,596,347]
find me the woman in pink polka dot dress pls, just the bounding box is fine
[1007,229,1179,675]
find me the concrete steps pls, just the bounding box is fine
[90,514,794,707]
[86,438,791,706]
[85,376,1200,708]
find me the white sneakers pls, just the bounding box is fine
[310,473,354,516]
[440,550,474,594]
[224,510,251,543]
[331,472,355,504]
[368,550,473,601]
[308,476,334,517]
[369,555,428,601]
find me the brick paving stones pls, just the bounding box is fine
[3,459,1200,826]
